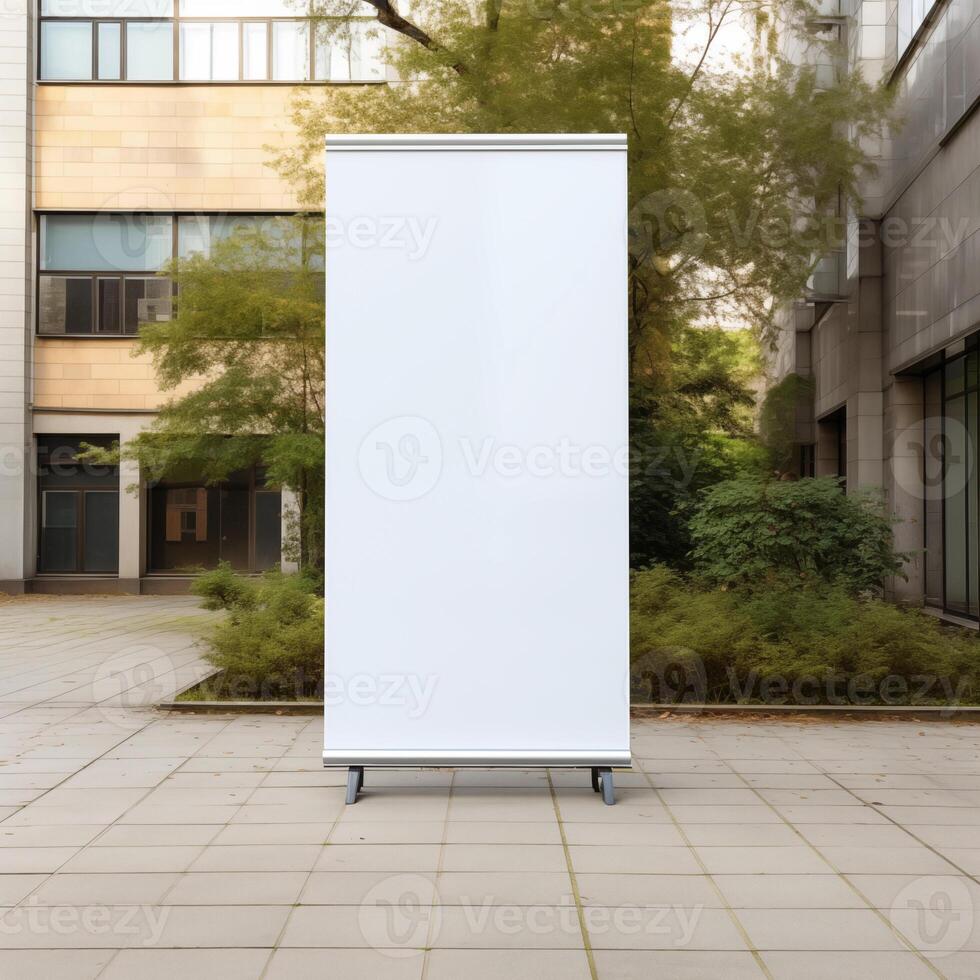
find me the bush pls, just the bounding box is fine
[192,568,323,699]
[630,566,980,706]
[688,476,906,593]
[191,563,257,611]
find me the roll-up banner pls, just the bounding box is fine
[324,134,630,802]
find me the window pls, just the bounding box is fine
[38,214,173,336]
[39,2,386,83]
[42,1,173,14]
[37,212,321,336]
[125,21,174,80]
[941,345,979,618]
[315,20,385,81]
[40,21,92,80]
[39,277,94,335]
[272,20,309,80]
[149,467,281,573]
[179,21,239,80]
[97,23,121,79]
[243,22,268,79]
[37,436,119,575]
[41,213,172,272]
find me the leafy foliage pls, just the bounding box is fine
[758,372,814,474]
[284,0,890,357]
[190,566,324,699]
[631,566,980,705]
[688,476,906,592]
[131,217,324,569]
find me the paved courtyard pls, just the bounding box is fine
[1,599,980,978]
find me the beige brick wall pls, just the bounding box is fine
[34,338,198,411]
[35,85,305,211]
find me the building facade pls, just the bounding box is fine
[0,0,385,593]
[772,0,980,623]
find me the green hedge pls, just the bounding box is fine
[189,565,323,700]
[631,566,980,706]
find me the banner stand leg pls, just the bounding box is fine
[592,767,616,806]
[345,766,364,805]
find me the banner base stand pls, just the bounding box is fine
[592,767,616,805]
[345,766,364,804]
[341,765,615,806]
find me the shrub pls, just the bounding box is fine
[688,476,906,593]
[630,566,980,705]
[194,569,323,699]
[191,563,257,611]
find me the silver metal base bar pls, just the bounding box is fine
[323,749,631,768]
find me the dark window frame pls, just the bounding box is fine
[35,209,315,338]
[36,436,120,576]
[937,336,980,621]
[38,271,174,336]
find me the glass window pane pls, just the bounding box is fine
[272,21,309,80]
[945,394,969,614]
[150,485,219,570]
[124,278,172,333]
[211,23,239,79]
[179,22,210,80]
[83,492,119,573]
[255,491,282,570]
[179,22,239,81]
[126,22,174,81]
[181,0,306,14]
[97,277,121,333]
[41,214,173,273]
[970,391,978,618]
[243,22,268,80]
[40,21,93,81]
[97,23,121,80]
[316,20,385,81]
[40,491,78,573]
[220,488,250,569]
[946,355,966,397]
[178,214,263,259]
[176,215,210,258]
[38,436,118,489]
[39,276,93,335]
[42,0,172,14]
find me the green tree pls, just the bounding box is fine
[112,217,325,570]
[631,325,765,566]
[281,0,889,364]
[276,0,890,566]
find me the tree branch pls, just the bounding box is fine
[361,0,468,74]
[663,0,736,133]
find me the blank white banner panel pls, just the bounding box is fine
[324,134,630,768]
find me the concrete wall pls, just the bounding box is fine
[0,5,33,590]
[884,104,980,371]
